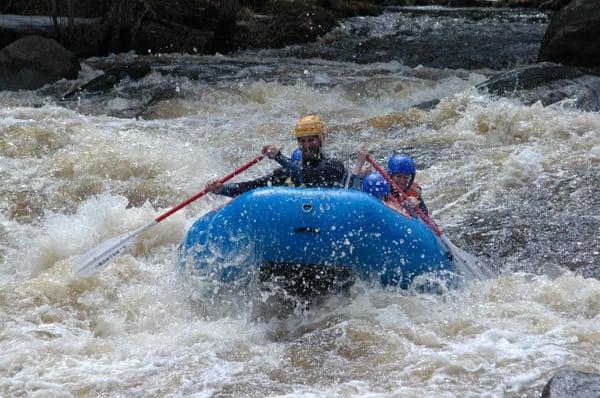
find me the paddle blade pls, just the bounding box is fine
[440,235,494,281]
[74,223,153,278]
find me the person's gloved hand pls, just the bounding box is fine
[205,178,224,193]
[356,145,369,163]
[261,144,281,159]
[353,145,370,175]
[405,196,420,209]
[359,165,372,177]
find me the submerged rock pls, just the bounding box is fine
[62,61,152,98]
[541,370,600,398]
[265,6,548,69]
[477,62,600,111]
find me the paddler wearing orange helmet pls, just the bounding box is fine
[206,114,346,197]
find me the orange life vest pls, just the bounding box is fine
[391,182,422,201]
[405,183,422,200]
[383,195,412,218]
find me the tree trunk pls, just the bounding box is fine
[1,0,14,14]
[328,0,342,10]
[104,0,149,53]
[67,0,74,36]
[211,0,239,54]
[49,0,61,39]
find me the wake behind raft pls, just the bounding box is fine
[179,187,457,297]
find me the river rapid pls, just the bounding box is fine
[1,6,599,398]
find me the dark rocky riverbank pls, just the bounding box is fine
[0,0,571,58]
[2,1,598,115]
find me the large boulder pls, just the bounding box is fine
[0,36,80,91]
[538,0,600,67]
[541,370,600,398]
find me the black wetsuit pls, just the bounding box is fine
[219,152,346,197]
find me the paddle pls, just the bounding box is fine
[74,155,264,278]
[365,154,491,280]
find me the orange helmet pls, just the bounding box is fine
[294,114,324,141]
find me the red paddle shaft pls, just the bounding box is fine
[155,155,264,222]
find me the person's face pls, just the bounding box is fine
[297,135,322,160]
[391,173,411,190]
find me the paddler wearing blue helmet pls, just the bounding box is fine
[361,172,412,217]
[350,146,429,216]
[386,154,429,215]
[362,172,390,198]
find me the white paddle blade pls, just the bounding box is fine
[74,232,138,278]
[74,222,155,278]
[440,235,494,281]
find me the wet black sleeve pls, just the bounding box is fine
[304,157,346,188]
[219,168,290,197]
[273,152,303,183]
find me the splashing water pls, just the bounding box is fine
[1,7,599,398]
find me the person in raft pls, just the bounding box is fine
[350,147,429,216]
[386,154,429,216]
[361,172,411,217]
[206,114,346,196]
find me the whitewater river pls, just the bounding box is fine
[1,7,599,398]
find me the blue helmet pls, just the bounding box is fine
[362,172,390,198]
[387,155,416,175]
[291,148,302,163]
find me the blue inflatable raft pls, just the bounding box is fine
[180,187,455,294]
